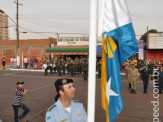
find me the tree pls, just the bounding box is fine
[140,29,158,43]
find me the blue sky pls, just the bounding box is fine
[0,0,163,39]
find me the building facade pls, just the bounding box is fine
[0,10,8,41]
[0,38,57,66]
[147,33,163,63]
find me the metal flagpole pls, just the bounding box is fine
[87,0,98,121]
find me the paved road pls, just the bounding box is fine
[0,69,162,122]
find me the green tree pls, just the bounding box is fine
[140,29,158,43]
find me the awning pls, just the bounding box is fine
[46,48,89,55]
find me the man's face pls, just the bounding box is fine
[61,83,76,100]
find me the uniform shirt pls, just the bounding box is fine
[125,66,132,74]
[46,99,87,122]
[130,68,138,78]
[13,88,24,105]
[142,69,150,78]
[159,70,163,79]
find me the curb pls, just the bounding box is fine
[10,68,44,72]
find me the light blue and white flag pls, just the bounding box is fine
[99,0,138,122]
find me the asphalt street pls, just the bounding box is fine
[0,69,162,122]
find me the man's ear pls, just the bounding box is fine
[59,89,64,96]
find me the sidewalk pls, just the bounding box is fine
[0,65,43,72]
[10,68,44,72]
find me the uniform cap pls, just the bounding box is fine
[17,81,24,85]
[55,78,73,92]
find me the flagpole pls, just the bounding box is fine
[88,0,98,121]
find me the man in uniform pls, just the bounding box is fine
[125,62,132,89]
[57,58,62,76]
[44,58,49,75]
[49,59,54,74]
[138,60,146,80]
[140,65,151,93]
[61,57,65,75]
[69,59,74,76]
[159,65,163,94]
[96,59,101,78]
[130,63,138,94]
[83,60,88,80]
[46,78,87,122]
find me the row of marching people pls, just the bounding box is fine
[42,57,89,80]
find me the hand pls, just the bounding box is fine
[24,89,28,93]
[23,89,28,95]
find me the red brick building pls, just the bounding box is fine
[147,33,163,63]
[0,38,57,66]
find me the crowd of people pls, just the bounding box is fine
[9,56,39,69]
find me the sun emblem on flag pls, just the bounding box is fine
[103,35,117,58]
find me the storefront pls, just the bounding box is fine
[46,47,89,59]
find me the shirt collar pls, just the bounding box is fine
[55,99,77,110]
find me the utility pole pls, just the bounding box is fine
[15,0,22,68]
[16,0,19,50]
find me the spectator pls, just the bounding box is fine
[12,81,30,122]
[29,59,33,69]
[34,57,38,69]
[2,56,5,69]
[10,57,14,68]
[23,56,28,69]
[13,57,17,69]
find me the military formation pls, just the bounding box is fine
[42,57,89,80]
[41,56,102,80]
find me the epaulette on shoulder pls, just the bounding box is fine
[47,104,56,111]
[73,100,83,103]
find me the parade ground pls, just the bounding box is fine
[0,69,162,122]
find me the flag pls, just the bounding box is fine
[99,0,138,122]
